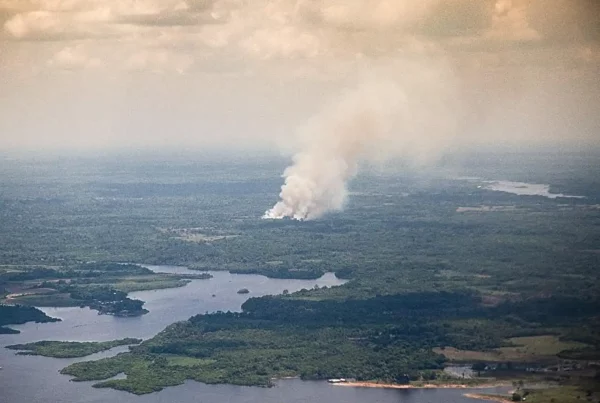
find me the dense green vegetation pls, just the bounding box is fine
[60,289,599,394]
[1,152,599,394]
[1,262,211,316]
[0,304,60,333]
[521,381,600,403]
[7,338,142,358]
[227,267,326,280]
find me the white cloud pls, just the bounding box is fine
[2,0,598,67]
[0,0,596,90]
[485,0,540,43]
[47,44,102,69]
[316,0,439,30]
[2,0,203,40]
[125,49,193,74]
[5,11,63,39]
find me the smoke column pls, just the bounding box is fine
[264,62,461,220]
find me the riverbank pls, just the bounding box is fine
[332,381,508,390]
[1,263,213,317]
[463,393,512,403]
[7,338,142,358]
[334,382,514,403]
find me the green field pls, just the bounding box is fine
[435,335,589,363]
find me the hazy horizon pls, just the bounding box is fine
[1,0,599,156]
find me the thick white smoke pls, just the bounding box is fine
[264,61,462,220]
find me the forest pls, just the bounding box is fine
[1,153,599,395]
[1,262,212,317]
[7,338,142,358]
[59,287,599,394]
[0,304,60,333]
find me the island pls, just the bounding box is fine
[1,262,211,317]
[183,271,213,279]
[0,304,60,334]
[7,338,143,358]
[236,288,250,294]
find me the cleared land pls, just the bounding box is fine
[434,335,589,363]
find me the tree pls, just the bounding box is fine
[153,356,168,368]
[472,362,486,377]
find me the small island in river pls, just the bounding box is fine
[1,262,212,317]
[7,338,143,358]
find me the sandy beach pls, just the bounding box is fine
[331,382,507,390]
[463,393,513,403]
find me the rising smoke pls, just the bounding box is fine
[264,61,462,220]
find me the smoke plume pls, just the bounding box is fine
[264,61,461,220]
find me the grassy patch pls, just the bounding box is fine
[112,279,190,293]
[498,336,587,358]
[434,347,506,362]
[7,292,82,307]
[523,384,600,403]
[434,335,588,363]
[7,338,142,358]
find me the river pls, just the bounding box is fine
[483,180,584,199]
[0,266,506,403]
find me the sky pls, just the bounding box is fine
[0,0,599,154]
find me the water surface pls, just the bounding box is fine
[0,266,502,403]
[483,180,584,199]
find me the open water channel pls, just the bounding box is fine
[0,266,506,403]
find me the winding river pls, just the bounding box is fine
[0,266,506,403]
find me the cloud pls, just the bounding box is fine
[525,0,600,45]
[47,44,102,69]
[2,0,598,63]
[125,49,193,74]
[309,0,438,31]
[0,0,598,158]
[2,0,203,40]
[420,0,493,37]
[4,9,112,40]
[485,0,541,43]
[116,11,209,27]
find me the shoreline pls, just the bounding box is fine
[333,382,513,403]
[464,393,513,403]
[331,381,508,390]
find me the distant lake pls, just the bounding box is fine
[483,180,584,199]
[0,266,504,403]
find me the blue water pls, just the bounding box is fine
[0,266,505,403]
